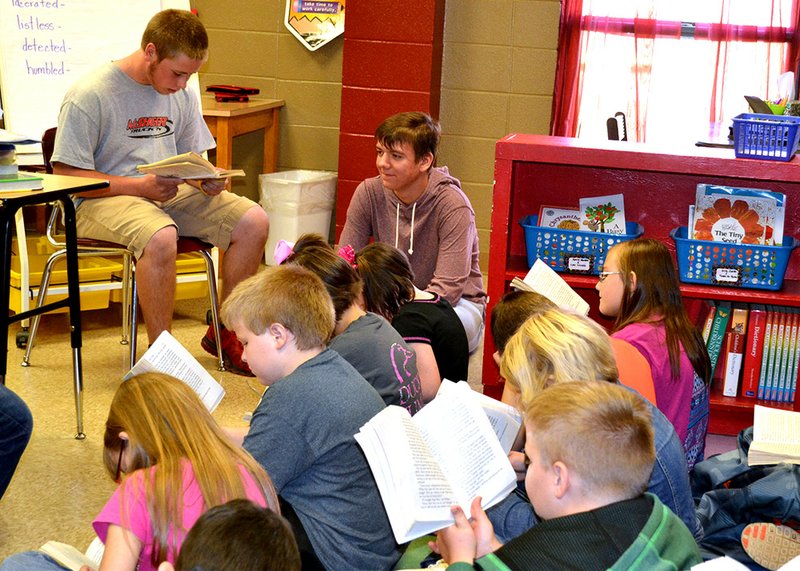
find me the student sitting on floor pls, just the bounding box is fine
[221,265,400,570]
[433,381,702,570]
[157,499,300,571]
[355,241,469,401]
[285,234,423,414]
[486,295,702,541]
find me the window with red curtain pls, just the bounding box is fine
[551,0,800,144]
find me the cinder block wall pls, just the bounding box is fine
[194,0,560,271]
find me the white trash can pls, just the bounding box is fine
[259,170,337,264]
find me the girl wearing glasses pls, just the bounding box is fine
[596,238,711,470]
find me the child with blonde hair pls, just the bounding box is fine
[435,382,701,570]
[1,373,278,571]
[221,265,400,570]
[487,307,701,541]
[596,238,711,469]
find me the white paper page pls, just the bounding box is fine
[522,259,590,315]
[84,536,104,567]
[125,331,225,412]
[750,406,800,462]
[437,380,522,454]
[416,386,516,513]
[355,406,455,543]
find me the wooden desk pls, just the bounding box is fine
[0,173,109,439]
[202,97,285,173]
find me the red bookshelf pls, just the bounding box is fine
[484,134,800,435]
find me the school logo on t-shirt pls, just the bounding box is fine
[126,116,173,139]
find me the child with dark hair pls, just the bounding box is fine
[596,238,711,468]
[158,499,300,571]
[356,242,469,401]
[286,234,423,413]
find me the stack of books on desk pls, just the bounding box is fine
[0,171,44,192]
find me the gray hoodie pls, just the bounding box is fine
[340,166,486,309]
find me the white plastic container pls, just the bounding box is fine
[259,170,337,264]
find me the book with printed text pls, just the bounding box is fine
[706,301,732,381]
[758,307,777,400]
[748,405,800,466]
[125,331,225,412]
[354,380,516,543]
[777,309,799,402]
[39,537,104,571]
[0,171,43,191]
[741,305,766,398]
[137,151,245,179]
[700,301,718,344]
[723,305,749,397]
[767,309,787,401]
[510,258,590,316]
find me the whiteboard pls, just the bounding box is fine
[0,0,190,141]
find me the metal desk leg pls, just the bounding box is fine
[60,198,85,440]
[0,206,14,386]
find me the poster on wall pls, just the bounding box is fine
[284,0,345,52]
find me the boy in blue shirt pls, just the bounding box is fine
[221,265,400,570]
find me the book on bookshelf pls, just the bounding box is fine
[125,331,225,412]
[723,305,749,397]
[775,309,797,402]
[758,307,777,400]
[701,301,718,345]
[707,301,732,379]
[0,171,43,191]
[577,193,627,234]
[741,305,766,398]
[747,405,800,466]
[767,309,788,401]
[510,258,590,315]
[354,380,516,543]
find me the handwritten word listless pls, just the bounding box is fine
[13,4,66,75]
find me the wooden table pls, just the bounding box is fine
[0,173,109,439]
[202,96,285,173]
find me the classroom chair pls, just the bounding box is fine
[22,127,225,372]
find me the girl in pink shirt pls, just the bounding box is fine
[596,239,711,469]
[93,373,278,571]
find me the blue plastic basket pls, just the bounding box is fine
[731,113,800,162]
[520,215,644,275]
[671,227,797,290]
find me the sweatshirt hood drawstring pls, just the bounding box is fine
[394,202,416,255]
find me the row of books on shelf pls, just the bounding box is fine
[703,301,799,403]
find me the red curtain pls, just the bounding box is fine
[551,1,800,141]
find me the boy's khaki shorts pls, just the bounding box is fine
[75,185,258,259]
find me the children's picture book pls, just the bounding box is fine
[39,536,104,571]
[137,151,245,180]
[748,405,800,466]
[691,184,786,246]
[354,381,517,543]
[510,258,590,316]
[125,331,225,412]
[701,301,718,344]
[437,379,522,455]
[536,205,581,230]
[578,193,627,234]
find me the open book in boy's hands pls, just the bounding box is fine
[136,151,245,179]
[510,258,590,315]
[354,381,517,543]
[125,331,225,412]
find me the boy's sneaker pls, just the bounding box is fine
[742,523,800,570]
[201,324,254,377]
